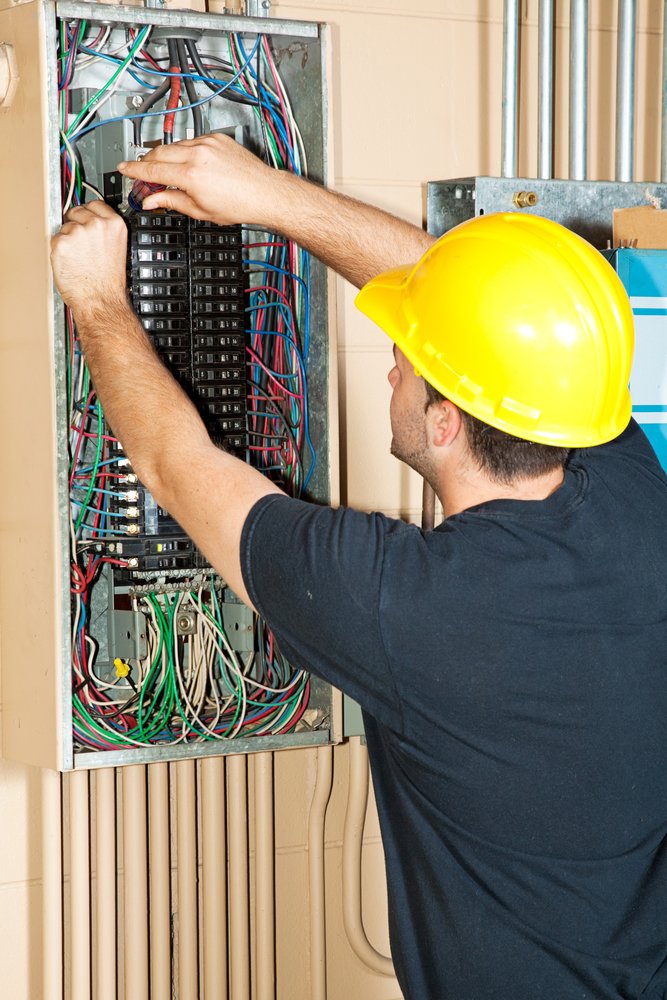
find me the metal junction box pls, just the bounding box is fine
[428,177,667,246]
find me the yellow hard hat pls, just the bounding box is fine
[355,212,634,447]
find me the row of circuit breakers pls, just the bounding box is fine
[118,211,246,573]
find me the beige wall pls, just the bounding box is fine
[0,1,664,997]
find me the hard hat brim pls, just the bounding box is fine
[355,265,413,347]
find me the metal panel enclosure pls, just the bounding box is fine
[0,1,339,769]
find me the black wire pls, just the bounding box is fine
[177,39,202,137]
[185,39,259,108]
[133,75,170,146]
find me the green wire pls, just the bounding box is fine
[66,25,150,138]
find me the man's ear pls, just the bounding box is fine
[429,399,463,448]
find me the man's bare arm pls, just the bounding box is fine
[118,134,435,288]
[51,201,280,608]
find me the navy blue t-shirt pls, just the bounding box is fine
[241,419,667,1000]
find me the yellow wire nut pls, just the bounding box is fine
[114,658,131,679]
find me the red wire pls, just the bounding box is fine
[163,64,181,139]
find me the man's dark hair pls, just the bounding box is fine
[424,381,569,485]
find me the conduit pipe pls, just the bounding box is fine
[42,769,63,1000]
[343,738,394,977]
[228,753,251,1000]
[122,765,149,1000]
[501,0,521,177]
[569,0,589,179]
[95,768,117,1000]
[308,745,333,1000]
[255,752,276,1000]
[615,0,636,181]
[202,757,228,1000]
[69,770,91,1000]
[177,760,199,999]
[662,1,667,180]
[148,764,171,1000]
[538,0,555,179]
[421,480,436,532]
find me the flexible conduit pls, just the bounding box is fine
[343,737,394,976]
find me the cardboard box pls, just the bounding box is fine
[613,205,667,249]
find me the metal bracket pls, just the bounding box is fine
[112,609,149,661]
[221,602,255,652]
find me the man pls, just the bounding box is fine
[51,135,667,1000]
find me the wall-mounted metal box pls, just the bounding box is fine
[0,0,340,770]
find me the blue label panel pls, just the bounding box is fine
[636,420,667,471]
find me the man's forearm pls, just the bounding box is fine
[264,172,436,288]
[73,297,209,498]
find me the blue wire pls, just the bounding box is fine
[65,35,261,144]
[77,44,159,89]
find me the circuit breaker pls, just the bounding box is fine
[0,1,340,770]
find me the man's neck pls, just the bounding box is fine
[437,463,566,519]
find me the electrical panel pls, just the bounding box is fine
[0,1,340,770]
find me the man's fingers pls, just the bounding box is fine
[142,189,198,216]
[63,201,121,225]
[117,159,189,190]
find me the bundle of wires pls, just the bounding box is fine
[59,19,316,751]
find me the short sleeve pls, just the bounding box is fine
[241,494,407,731]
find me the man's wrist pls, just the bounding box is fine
[70,290,134,334]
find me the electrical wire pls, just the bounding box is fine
[59,19,315,750]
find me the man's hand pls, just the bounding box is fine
[117,133,282,227]
[118,132,435,288]
[51,201,129,315]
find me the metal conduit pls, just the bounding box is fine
[662,1,667,180]
[202,757,228,1000]
[42,769,63,1000]
[538,0,555,179]
[501,0,521,177]
[421,480,436,532]
[569,0,589,179]
[615,0,637,181]
[123,765,149,1000]
[177,760,199,999]
[69,770,91,1000]
[255,752,276,1000]
[308,746,333,1000]
[228,754,251,1000]
[148,764,171,1000]
[95,768,117,1000]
